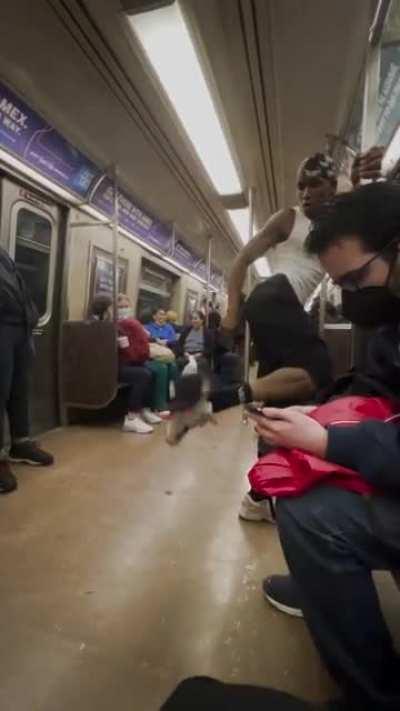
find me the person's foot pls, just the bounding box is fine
[9,440,54,466]
[238,493,276,523]
[123,415,153,434]
[0,461,18,494]
[262,575,303,618]
[141,408,162,425]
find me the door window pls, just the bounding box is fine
[14,207,54,323]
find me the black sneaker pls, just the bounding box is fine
[0,461,18,494]
[9,441,54,466]
[262,575,303,618]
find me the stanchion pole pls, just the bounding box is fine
[243,187,255,384]
[206,236,213,327]
[241,187,255,423]
[112,167,119,323]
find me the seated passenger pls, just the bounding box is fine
[166,310,184,335]
[258,181,400,711]
[118,295,176,418]
[145,308,178,346]
[91,293,160,434]
[176,310,215,371]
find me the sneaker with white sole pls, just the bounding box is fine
[123,415,153,434]
[238,493,276,523]
[141,409,162,425]
[262,575,303,618]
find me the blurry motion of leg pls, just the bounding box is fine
[160,676,331,710]
[276,486,400,711]
[166,373,216,446]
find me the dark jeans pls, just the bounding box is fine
[118,364,153,413]
[161,676,320,710]
[0,324,32,450]
[276,486,400,711]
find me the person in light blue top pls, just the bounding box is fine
[145,308,178,345]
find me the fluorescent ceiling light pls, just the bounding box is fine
[128,2,241,195]
[228,207,250,244]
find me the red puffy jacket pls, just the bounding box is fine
[248,396,400,498]
[118,318,150,364]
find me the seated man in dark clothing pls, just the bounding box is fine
[257,182,400,711]
[0,247,54,495]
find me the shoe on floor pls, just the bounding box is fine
[0,460,18,494]
[262,575,303,618]
[123,415,153,434]
[141,408,162,425]
[238,493,276,523]
[9,440,54,466]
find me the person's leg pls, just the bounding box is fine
[275,486,400,711]
[7,329,31,443]
[145,360,169,411]
[7,329,53,465]
[118,364,155,433]
[0,326,18,492]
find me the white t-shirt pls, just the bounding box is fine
[267,206,324,305]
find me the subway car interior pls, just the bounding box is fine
[1,0,400,709]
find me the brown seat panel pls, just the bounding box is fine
[61,320,118,408]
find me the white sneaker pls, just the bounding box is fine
[141,408,162,425]
[123,415,153,434]
[238,493,276,523]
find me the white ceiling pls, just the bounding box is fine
[0,0,375,273]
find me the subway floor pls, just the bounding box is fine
[1,407,399,711]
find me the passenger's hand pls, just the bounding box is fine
[351,146,384,186]
[250,407,328,457]
[286,405,316,415]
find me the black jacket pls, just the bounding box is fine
[325,324,400,551]
[0,247,38,329]
[176,326,215,360]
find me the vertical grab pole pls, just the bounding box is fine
[206,236,213,327]
[319,276,328,337]
[243,187,255,385]
[112,166,119,323]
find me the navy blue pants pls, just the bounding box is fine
[0,324,32,450]
[276,486,400,710]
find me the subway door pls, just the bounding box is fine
[4,182,63,434]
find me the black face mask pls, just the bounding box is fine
[342,287,400,328]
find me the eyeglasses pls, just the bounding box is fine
[334,239,398,292]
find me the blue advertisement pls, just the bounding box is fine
[0,82,99,196]
[91,177,173,253]
[0,80,221,285]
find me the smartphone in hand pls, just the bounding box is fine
[244,402,265,417]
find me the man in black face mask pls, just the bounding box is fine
[252,181,400,711]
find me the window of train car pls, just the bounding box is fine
[14,207,54,324]
[377,0,400,146]
[136,258,176,321]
